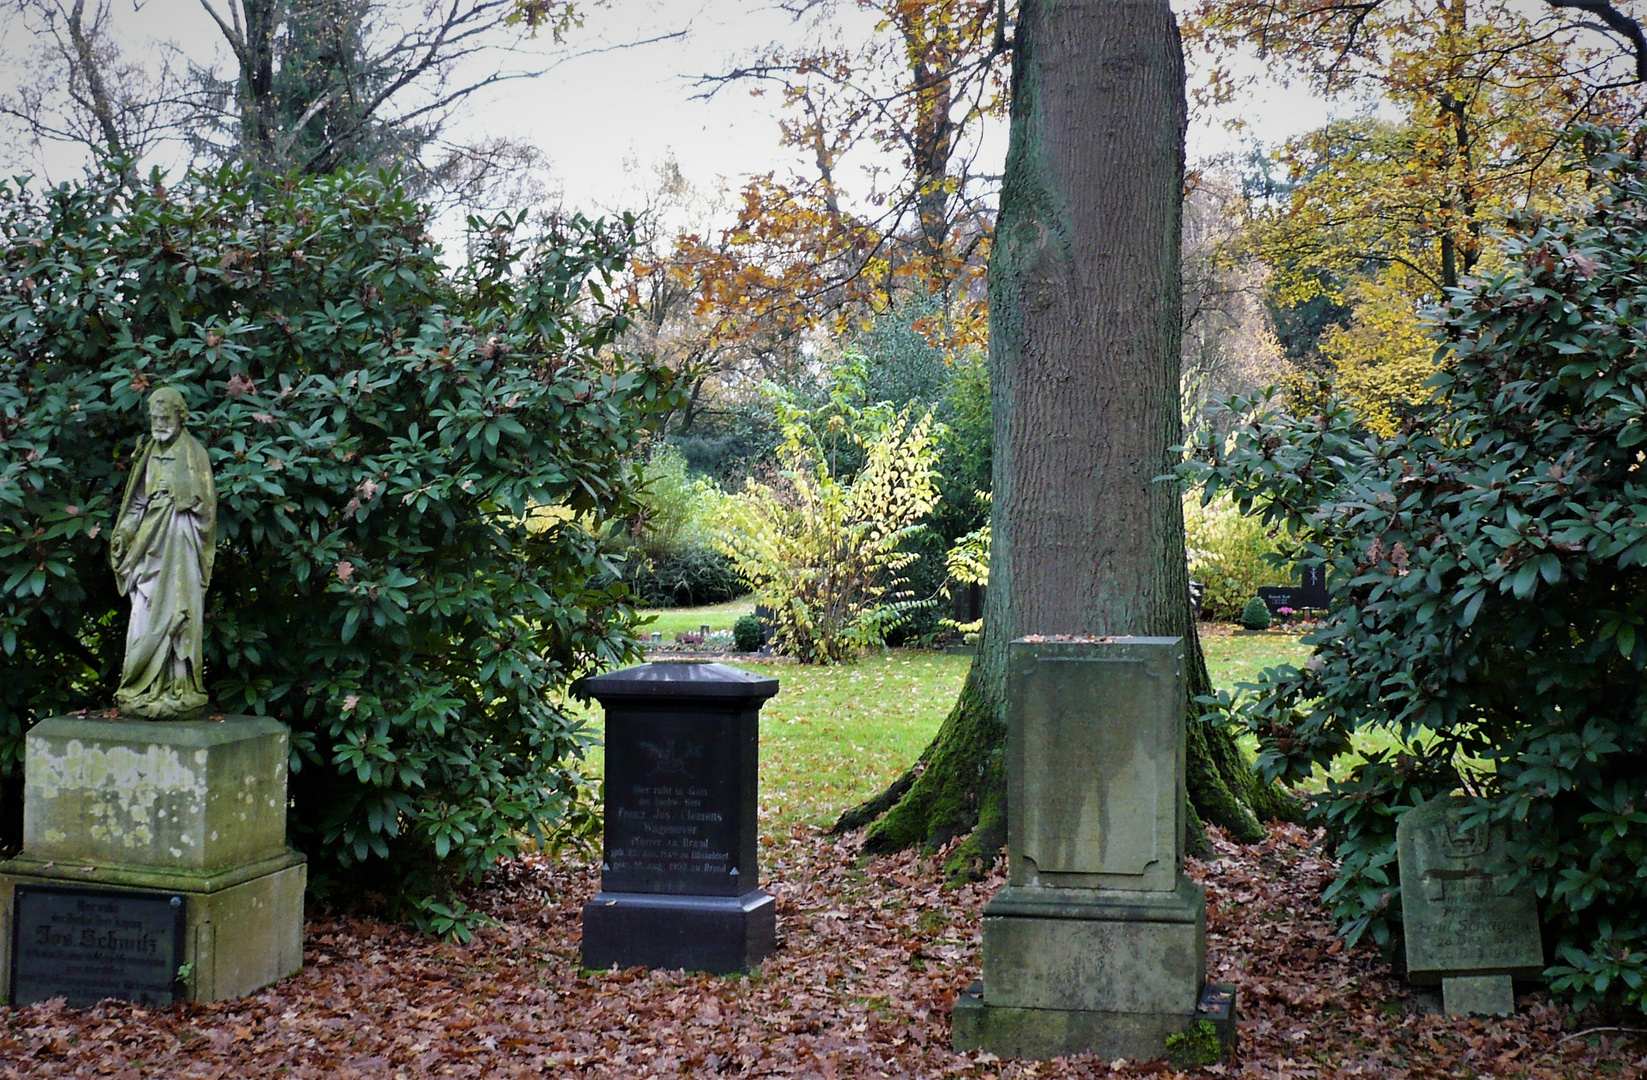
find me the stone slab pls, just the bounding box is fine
[1443,974,1516,1017]
[980,881,1206,1014]
[1397,797,1542,984]
[581,889,774,974]
[953,980,1195,1061]
[24,715,289,872]
[1005,639,1185,893]
[0,857,305,1004]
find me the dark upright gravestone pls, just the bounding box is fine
[582,661,779,974]
[1256,586,1298,615]
[1295,564,1330,609]
[752,605,778,650]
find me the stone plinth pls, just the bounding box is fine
[581,662,779,974]
[22,715,290,870]
[1398,796,1543,1016]
[1,715,305,1005]
[955,638,1219,1062]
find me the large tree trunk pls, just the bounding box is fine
[836,0,1293,875]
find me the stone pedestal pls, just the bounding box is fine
[955,638,1222,1061]
[0,715,305,1006]
[1442,974,1515,1017]
[580,662,779,974]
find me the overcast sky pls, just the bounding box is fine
[443,0,1338,216]
[1,0,1338,223]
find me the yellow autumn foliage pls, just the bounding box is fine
[1317,273,1445,436]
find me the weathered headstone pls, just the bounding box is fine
[582,661,779,974]
[954,637,1231,1060]
[1398,797,1543,1017]
[0,714,307,1004]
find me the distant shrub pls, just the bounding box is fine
[1239,597,1272,630]
[732,615,763,653]
[1185,493,1290,621]
[615,446,745,607]
[717,370,941,664]
[621,545,743,608]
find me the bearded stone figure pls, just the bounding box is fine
[110,387,217,719]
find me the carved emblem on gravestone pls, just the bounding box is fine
[1398,797,1543,1017]
[640,738,706,780]
[1441,814,1489,858]
[110,387,217,720]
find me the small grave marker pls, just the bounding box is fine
[1398,798,1543,1016]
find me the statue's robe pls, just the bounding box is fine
[112,431,216,718]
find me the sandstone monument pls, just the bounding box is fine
[0,388,305,1006]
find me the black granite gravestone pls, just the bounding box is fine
[1256,585,1298,615]
[751,605,777,650]
[1295,564,1330,609]
[581,661,780,974]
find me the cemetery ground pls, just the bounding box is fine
[1,633,1643,1078]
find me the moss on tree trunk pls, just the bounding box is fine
[834,627,1292,875]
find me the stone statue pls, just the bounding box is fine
[111,387,217,719]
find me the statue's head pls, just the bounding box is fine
[147,387,187,445]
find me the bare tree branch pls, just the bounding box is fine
[1545,0,1647,81]
[63,0,123,153]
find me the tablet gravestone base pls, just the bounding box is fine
[1398,797,1543,1018]
[0,714,305,1005]
[953,638,1232,1061]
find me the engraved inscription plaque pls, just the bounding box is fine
[11,885,186,1007]
[1021,658,1161,876]
[603,711,745,896]
[1006,639,1185,892]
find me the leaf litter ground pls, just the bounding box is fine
[3,823,1643,1078]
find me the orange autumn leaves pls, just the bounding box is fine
[632,0,1005,371]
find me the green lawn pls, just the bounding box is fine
[755,651,971,831]
[1203,630,1312,691]
[636,598,755,637]
[575,624,1313,832]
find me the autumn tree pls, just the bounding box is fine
[619,158,809,467]
[1180,168,1288,439]
[838,0,1292,875]
[675,0,1009,359]
[1186,0,1647,429]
